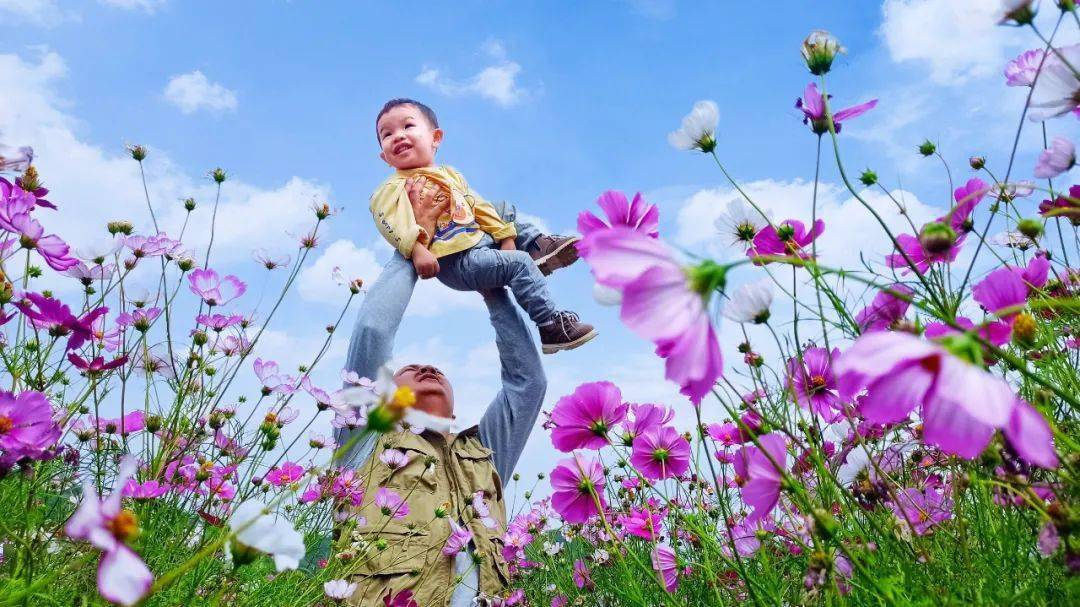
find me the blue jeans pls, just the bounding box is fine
[343,204,542,382]
[436,236,556,325]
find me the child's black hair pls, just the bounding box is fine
[375,98,439,139]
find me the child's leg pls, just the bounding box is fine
[438,245,556,326]
[494,200,579,276]
[492,201,541,251]
[343,252,418,380]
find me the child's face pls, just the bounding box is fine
[377,105,443,170]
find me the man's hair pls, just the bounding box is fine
[375,98,439,139]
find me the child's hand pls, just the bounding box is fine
[411,244,440,279]
[499,238,516,251]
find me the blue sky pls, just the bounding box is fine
[3,0,1078,488]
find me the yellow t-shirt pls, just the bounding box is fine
[369,165,517,258]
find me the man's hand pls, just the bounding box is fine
[499,238,516,251]
[411,243,440,279]
[406,176,446,237]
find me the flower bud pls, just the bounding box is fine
[969,156,986,170]
[127,144,148,161]
[1059,0,1077,12]
[918,222,957,255]
[107,220,134,236]
[177,257,195,272]
[801,30,844,76]
[918,139,937,157]
[1000,1,1036,24]
[1017,218,1043,239]
[349,278,364,294]
[145,415,162,433]
[859,169,878,186]
[183,197,196,211]
[18,166,42,192]
[209,167,227,184]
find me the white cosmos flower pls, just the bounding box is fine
[716,198,771,249]
[722,277,774,324]
[228,500,306,571]
[323,579,358,600]
[592,283,622,306]
[667,100,719,152]
[1029,43,1080,121]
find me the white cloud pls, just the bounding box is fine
[0,51,327,266]
[676,179,940,268]
[416,41,529,107]
[99,0,165,12]
[878,0,1028,85]
[0,0,69,25]
[163,70,238,114]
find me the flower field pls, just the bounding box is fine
[2,3,1080,606]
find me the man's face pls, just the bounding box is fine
[394,363,454,417]
[376,105,443,170]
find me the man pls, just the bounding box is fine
[334,193,572,606]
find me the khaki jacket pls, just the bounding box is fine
[344,427,509,606]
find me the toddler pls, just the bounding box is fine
[370,98,596,353]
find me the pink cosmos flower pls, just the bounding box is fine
[253,358,297,395]
[383,590,419,607]
[187,268,246,306]
[472,491,497,529]
[68,353,128,375]
[733,432,787,522]
[924,316,1011,350]
[1039,184,1080,225]
[651,545,680,593]
[64,262,115,285]
[579,227,722,404]
[1015,254,1050,291]
[576,190,659,257]
[550,381,628,452]
[7,213,78,270]
[836,331,1019,459]
[1035,137,1076,179]
[64,458,153,606]
[93,410,145,435]
[0,390,60,459]
[886,232,962,275]
[379,448,411,470]
[122,479,169,500]
[1005,49,1046,87]
[786,347,843,421]
[855,284,913,332]
[330,469,364,506]
[746,219,825,262]
[196,313,244,331]
[889,486,953,536]
[374,487,409,519]
[17,293,108,351]
[940,178,989,234]
[116,307,162,331]
[721,517,775,558]
[572,559,594,590]
[550,454,607,524]
[796,83,878,135]
[443,521,473,556]
[618,506,666,541]
[630,425,691,480]
[1005,400,1059,469]
[618,402,674,444]
[1030,43,1080,120]
[265,462,305,487]
[973,267,1028,320]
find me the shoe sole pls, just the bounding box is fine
[542,329,598,354]
[535,237,582,276]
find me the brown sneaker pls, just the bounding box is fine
[530,235,581,276]
[539,311,598,354]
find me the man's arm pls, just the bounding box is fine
[334,252,418,469]
[477,287,547,483]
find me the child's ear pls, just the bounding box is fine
[432,128,444,151]
[379,150,389,165]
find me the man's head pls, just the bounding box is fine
[394,363,454,418]
[376,99,443,170]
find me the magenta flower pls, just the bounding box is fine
[550,381,628,452]
[94,410,145,435]
[973,267,1028,319]
[619,402,674,444]
[855,284,913,332]
[1005,49,1045,87]
[0,390,59,459]
[1014,254,1050,291]
[796,83,878,135]
[651,545,680,593]
[1034,137,1075,179]
[572,559,594,590]
[924,317,1012,356]
[746,219,825,263]
[786,347,843,421]
[886,231,962,275]
[67,353,128,375]
[940,178,989,234]
[188,268,246,306]
[618,506,666,540]
[0,179,38,229]
[576,190,659,257]
[253,358,297,395]
[1005,400,1059,469]
[836,331,1016,458]
[195,313,244,331]
[121,479,169,500]
[733,432,787,522]
[64,458,153,606]
[1039,184,1080,225]
[265,462,305,487]
[889,486,953,536]
[443,521,473,556]
[374,487,409,519]
[579,227,722,404]
[9,213,78,270]
[116,307,161,332]
[16,293,107,351]
[329,469,364,506]
[630,425,690,480]
[550,454,607,524]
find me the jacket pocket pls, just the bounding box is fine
[348,528,435,605]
